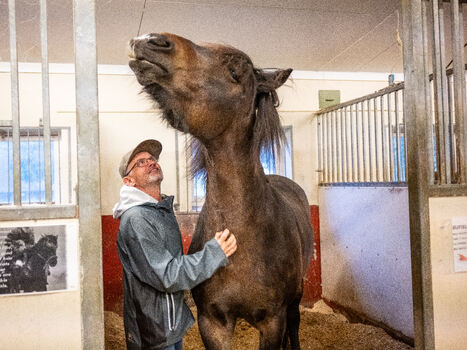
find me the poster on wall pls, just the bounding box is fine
[0,223,77,295]
[452,217,467,273]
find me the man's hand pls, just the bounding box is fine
[215,229,237,257]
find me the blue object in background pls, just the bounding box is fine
[0,140,55,204]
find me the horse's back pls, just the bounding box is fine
[266,175,314,269]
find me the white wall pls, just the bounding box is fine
[1,64,396,213]
[0,64,400,349]
[429,196,467,350]
[0,219,81,350]
[319,186,414,338]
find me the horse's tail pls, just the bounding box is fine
[281,293,302,350]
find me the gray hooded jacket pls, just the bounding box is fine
[113,186,228,350]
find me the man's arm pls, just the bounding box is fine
[121,215,233,293]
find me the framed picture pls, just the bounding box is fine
[0,221,78,295]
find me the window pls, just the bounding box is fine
[0,127,72,205]
[191,126,293,211]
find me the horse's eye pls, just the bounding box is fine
[229,69,240,83]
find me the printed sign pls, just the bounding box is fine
[452,217,467,273]
[0,224,72,295]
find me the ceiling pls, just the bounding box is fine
[0,0,430,73]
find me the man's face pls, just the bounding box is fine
[14,239,26,253]
[124,151,164,187]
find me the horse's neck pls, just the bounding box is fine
[203,147,266,225]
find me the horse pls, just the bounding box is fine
[128,33,314,350]
[21,234,58,292]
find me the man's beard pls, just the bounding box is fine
[148,169,163,183]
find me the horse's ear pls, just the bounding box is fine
[255,68,293,93]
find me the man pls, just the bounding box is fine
[113,139,237,350]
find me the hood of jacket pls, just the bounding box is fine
[113,185,159,219]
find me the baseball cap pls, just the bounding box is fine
[119,139,162,178]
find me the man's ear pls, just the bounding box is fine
[123,176,135,187]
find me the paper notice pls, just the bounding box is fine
[452,217,467,273]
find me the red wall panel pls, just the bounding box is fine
[102,205,322,312]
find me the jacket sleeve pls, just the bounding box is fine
[121,214,228,293]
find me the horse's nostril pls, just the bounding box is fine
[147,34,173,51]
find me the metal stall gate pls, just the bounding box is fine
[403,0,467,349]
[1,0,103,348]
[316,0,467,348]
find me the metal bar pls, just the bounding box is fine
[355,103,361,181]
[388,93,394,181]
[73,0,104,348]
[336,110,341,182]
[27,129,31,203]
[395,91,402,182]
[185,134,190,212]
[317,115,322,184]
[323,114,328,183]
[431,0,444,183]
[362,101,367,182]
[374,98,380,181]
[67,128,72,203]
[8,0,21,205]
[381,96,387,181]
[7,127,11,203]
[422,0,435,185]
[58,132,62,204]
[350,105,355,181]
[40,0,53,204]
[451,0,466,183]
[327,112,332,183]
[447,75,456,179]
[403,91,408,182]
[439,2,451,183]
[39,128,43,202]
[431,0,449,184]
[402,0,435,348]
[340,109,346,182]
[346,107,351,182]
[367,99,373,182]
[331,111,336,183]
[174,130,180,208]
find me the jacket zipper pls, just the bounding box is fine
[165,293,176,331]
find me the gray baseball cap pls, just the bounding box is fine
[119,139,162,178]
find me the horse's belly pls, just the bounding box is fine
[192,260,299,313]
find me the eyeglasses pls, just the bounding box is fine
[125,156,158,177]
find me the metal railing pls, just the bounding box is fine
[316,83,406,185]
[316,67,466,187]
[2,0,77,220]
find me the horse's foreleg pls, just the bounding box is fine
[257,310,287,350]
[198,310,235,350]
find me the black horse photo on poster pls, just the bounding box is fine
[0,225,68,295]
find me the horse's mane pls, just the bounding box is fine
[190,67,285,178]
[32,234,57,252]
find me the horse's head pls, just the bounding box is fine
[36,235,58,255]
[128,33,292,151]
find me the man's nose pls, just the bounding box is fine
[148,159,159,169]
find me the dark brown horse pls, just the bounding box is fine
[21,234,58,292]
[128,33,313,350]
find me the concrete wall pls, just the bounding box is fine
[429,196,467,350]
[319,186,414,338]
